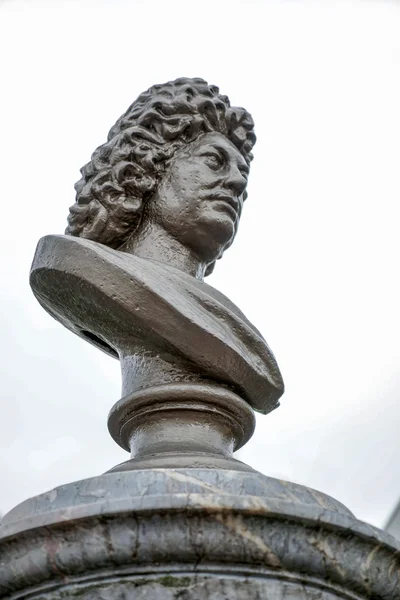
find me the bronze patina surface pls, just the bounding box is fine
[29,78,283,472]
[1,78,399,599]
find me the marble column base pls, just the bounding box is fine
[1,468,399,599]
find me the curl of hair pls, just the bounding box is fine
[66,78,256,271]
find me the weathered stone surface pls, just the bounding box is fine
[1,575,375,600]
[1,469,399,599]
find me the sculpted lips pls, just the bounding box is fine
[205,191,240,220]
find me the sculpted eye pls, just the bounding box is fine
[203,152,225,171]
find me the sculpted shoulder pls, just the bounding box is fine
[31,234,284,414]
[32,234,264,342]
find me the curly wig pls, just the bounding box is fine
[66,77,256,272]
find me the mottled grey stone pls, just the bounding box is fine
[14,574,369,600]
[1,469,399,599]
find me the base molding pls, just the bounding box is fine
[1,468,399,599]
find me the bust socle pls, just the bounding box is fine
[30,77,284,470]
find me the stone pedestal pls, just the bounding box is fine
[1,468,399,599]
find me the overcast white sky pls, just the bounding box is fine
[0,0,400,528]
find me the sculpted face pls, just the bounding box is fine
[148,132,249,264]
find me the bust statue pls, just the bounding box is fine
[30,78,284,470]
[4,79,398,600]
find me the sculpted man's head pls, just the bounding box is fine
[66,78,256,278]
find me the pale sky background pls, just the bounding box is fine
[0,0,400,528]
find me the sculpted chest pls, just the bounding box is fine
[30,232,282,470]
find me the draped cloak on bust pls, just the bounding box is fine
[30,235,284,414]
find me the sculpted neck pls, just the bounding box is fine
[122,222,207,280]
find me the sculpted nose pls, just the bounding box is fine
[224,166,247,196]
